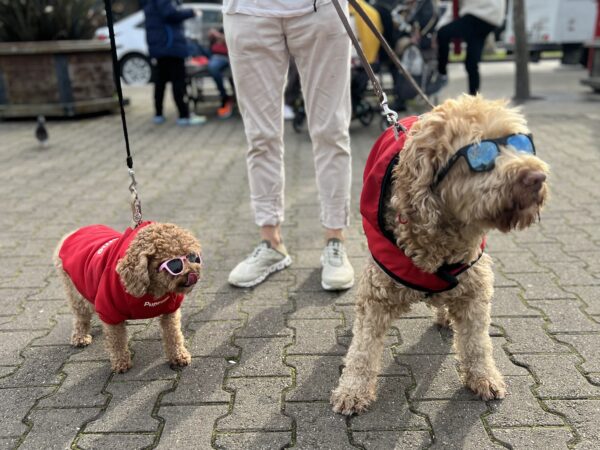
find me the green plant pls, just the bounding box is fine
[0,0,102,42]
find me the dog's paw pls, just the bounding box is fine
[466,371,506,400]
[112,358,132,373]
[71,333,92,347]
[169,347,191,369]
[330,387,375,416]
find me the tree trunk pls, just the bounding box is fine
[513,0,531,100]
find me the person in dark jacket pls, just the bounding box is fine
[143,0,205,126]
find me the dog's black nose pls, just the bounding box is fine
[521,171,546,190]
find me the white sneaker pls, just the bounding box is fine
[283,104,295,120]
[321,239,354,291]
[228,241,292,288]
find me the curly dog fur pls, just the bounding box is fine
[53,223,201,373]
[331,95,549,415]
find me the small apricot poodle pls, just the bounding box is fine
[53,221,202,373]
[331,95,549,415]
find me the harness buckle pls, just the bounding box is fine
[381,93,406,139]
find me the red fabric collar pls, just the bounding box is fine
[360,116,485,294]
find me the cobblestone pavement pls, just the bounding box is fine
[1,61,599,449]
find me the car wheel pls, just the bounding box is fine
[120,53,152,85]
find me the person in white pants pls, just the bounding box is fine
[224,0,355,291]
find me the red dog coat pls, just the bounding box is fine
[59,221,184,324]
[361,116,485,294]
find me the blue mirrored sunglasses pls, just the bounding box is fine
[431,134,536,189]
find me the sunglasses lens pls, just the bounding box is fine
[507,134,535,154]
[187,253,201,264]
[166,259,184,274]
[467,141,498,171]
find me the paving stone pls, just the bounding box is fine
[229,337,292,377]
[286,402,352,449]
[490,337,528,376]
[162,357,230,404]
[351,376,429,430]
[38,361,109,408]
[21,407,100,450]
[0,300,65,331]
[492,427,572,449]
[491,287,540,317]
[395,318,452,354]
[218,378,292,431]
[32,314,74,346]
[506,273,576,300]
[492,267,520,288]
[235,304,292,337]
[288,291,342,319]
[566,285,600,315]
[486,376,564,427]
[545,400,600,449]
[76,433,155,449]
[214,431,291,449]
[287,319,346,355]
[156,404,228,449]
[555,334,600,373]
[353,430,433,449]
[0,330,45,365]
[524,242,579,263]
[118,340,179,381]
[187,320,241,358]
[27,277,67,301]
[0,386,54,436]
[512,354,600,398]
[493,250,549,273]
[0,345,75,388]
[529,299,600,333]
[401,354,477,401]
[546,262,600,286]
[0,288,35,315]
[86,380,172,432]
[414,400,500,449]
[493,317,567,354]
[191,293,243,321]
[286,355,342,401]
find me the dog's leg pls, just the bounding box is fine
[433,305,451,328]
[447,296,506,400]
[64,280,94,347]
[331,298,392,415]
[160,310,191,368]
[103,322,132,373]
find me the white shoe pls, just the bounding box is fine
[228,241,292,287]
[283,104,295,120]
[321,239,354,291]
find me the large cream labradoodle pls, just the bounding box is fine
[331,95,549,415]
[54,222,202,373]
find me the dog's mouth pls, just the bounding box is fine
[178,271,199,290]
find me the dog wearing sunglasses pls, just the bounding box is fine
[53,221,202,373]
[331,94,549,415]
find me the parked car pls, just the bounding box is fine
[95,3,222,85]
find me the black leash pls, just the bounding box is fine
[330,0,435,135]
[103,0,143,227]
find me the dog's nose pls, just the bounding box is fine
[521,171,546,190]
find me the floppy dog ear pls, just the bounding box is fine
[116,245,154,298]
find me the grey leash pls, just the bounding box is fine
[330,0,435,135]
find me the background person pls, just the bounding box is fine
[224,0,355,291]
[430,0,505,95]
[143,0,206,126]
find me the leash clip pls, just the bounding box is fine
[380,93,406,139]
[128,168,143,227]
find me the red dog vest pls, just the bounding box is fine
[361,116,485,294]
[59,222,184,324]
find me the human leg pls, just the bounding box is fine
[153,57,169,118]
[463,16,496,94]
[207,54,230,101]
[169,56,190,119]
[224,13,292,287]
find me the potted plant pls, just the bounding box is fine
[0,0,118,118]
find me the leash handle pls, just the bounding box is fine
[103,0,143,227]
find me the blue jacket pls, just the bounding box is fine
[142,0,195,59]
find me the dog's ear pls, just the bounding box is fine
[116,243,154,298]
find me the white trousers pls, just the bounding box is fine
[224,2,352,229]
